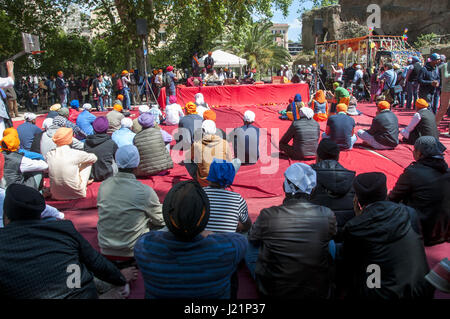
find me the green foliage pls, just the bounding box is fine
[217,20,291,74]
[414,33,440,48]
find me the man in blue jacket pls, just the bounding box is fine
[418,53,441,113]
[76,103,97,139]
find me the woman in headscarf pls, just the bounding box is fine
[194,93,210,117]
[389,136,449,246]
[279,94,303,120]
[309,90,328,122]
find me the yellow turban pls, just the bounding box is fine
[336,103,348,113]
[113,104,123,112]
[185,102,197,114]
[416,98,428,110]
[377,101,390,110]
[1,128,20,152]
[52,127,73,146]
[50,104,62,111]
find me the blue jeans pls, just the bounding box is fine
[406,81,418,109]
[123,88,131,110]
[322,132,357,150]
[59,92,67,108]
[432,89,440,114]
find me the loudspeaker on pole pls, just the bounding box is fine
[136,18,148,36]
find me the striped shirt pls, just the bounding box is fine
[203,187,249,233]
[134,231,247,299]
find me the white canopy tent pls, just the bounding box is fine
[199,50,247,68]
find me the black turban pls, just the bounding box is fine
[353,172,387,207]
[4,183,46,221]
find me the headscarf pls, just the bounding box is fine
[1,128,20,152]
[243,110,256,123]
[120,117,133,129]
[82,103,92,111]
[24,113,37,122]
[138,105,150,114]
[414,136,446,159]
[207,159,236,187]
[283,163,317,195]
[202,120,216,135]
[416,98,428,109]
[336,103,348,113]
[185,102,197,114]
[377,101,390,110]
[52,127,73,146]
[115,145,140,169]
[299,107,314,120]
[42,118,54,130]
[92,116,109,133]
[203,110,216,122]
[53,116,67,128]
[195,93,205,106]
[49,103,62,111]
[113,104,123,112]
[138,113,155,128]
[70,100,80,109]
[314,90,326,104]
[162,180,210,241]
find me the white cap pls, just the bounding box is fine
[24,113,37,122]
[356,65,362,69]
[42,118,54,130]
[138,105,150,114]
[121,117,133,129]
[82,103,92,110]
[243,110,256,123]
[202,120,216,135]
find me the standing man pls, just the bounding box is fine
[404,56,422,110]
[192,53,200,77]
[164,66,177,106]
[55,71,68,108]
[121,70,132,110]
[418,53,441,112]
[204,52,214,74]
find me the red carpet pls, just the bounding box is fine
[10,99,450,299]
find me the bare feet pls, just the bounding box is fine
[87,179,94,185]
[121,266,139,282]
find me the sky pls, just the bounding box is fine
[269,1,315,42]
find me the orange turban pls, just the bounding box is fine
[338,63,344,68]
[336,103,348,113]
[314,90,326,104]
[416,98,428,109]
[185,102,197,114]
[121,70,128,76]
[52,127,73,146]
[1,128,20,152]
[113,104,123,112]
[117,94,124,101]
[377,101,390,110]
[57,71,63,77]
[203,110,216,122]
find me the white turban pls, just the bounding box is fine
[121,117,133,129]
[82,103,92,110]
[299,107,314,120]
[202,120,216,135]
[243,110,256,123]
[24,113,37,122]
[284,163,317,195]
[138,105,150,114]
[42,118,54,130]
[195,93,205,106]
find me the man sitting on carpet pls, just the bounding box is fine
[246,163,336,298]
[46,127,98,200]
[0,183,137,299]
[201,109,226,138]
[323,103,357,150]
[165,96,184,126]
[203,159,251,233]
[388,136,449,246]
[68,99,81,124]
[53,107,87,141]
[1,128,48,190]
[195,93,210,117]
[228,110,260,165]
[47,103,61,119]
[357,101,399,150]
[76,103,97,138]
[107,104,125,135]
[330,82,350,115]
[112,117,136,148]
[400,98,439,145]
[17,112,42,151]
[279,106,320,160]
[84,116,118,182]
[98,145,165,260]
[134,180,247,299]
[177,102,203,145]
[185,120,237,187]
[342,172,434,299]
[310,139,355,242]
[134,113,173,177]
[132,104,150,133]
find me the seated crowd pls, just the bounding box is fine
[0,88,448,300]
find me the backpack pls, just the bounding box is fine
[116,78,123,91]
[163,73,171,88]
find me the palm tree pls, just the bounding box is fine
[216,21,291,76]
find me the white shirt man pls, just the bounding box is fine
[165,102,184,126]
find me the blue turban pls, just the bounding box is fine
[207,159,236,187]
[115,145,140,169]
[70,100,80,109]
[294,94,302,102]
